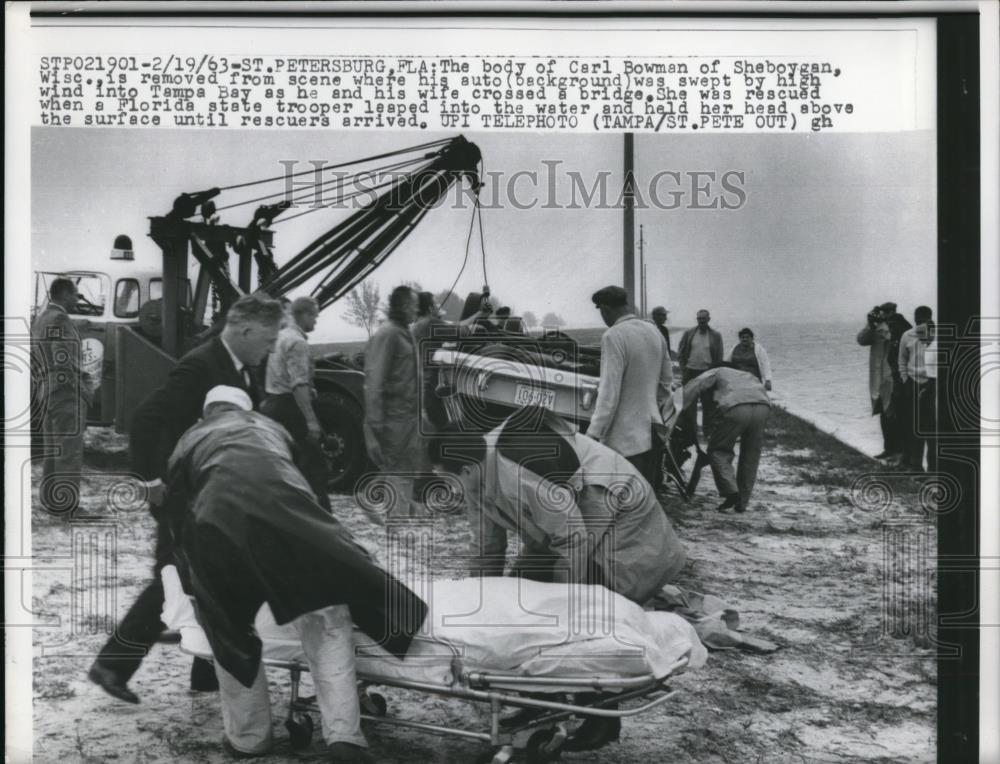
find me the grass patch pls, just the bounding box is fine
[765,408,877,473]
[36,678,76,700]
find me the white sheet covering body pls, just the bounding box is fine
[162,568,706,691]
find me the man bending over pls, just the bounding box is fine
[164,386,427,763]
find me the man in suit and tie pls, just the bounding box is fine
[88,294,284,704]
[586,286,674,487]
[32,278,97,515]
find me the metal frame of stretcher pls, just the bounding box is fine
[181,636,688,763]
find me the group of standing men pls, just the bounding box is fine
[587,291,772,515]
[858,302,938,472]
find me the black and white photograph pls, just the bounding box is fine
[5,3,997,764]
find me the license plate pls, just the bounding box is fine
[514,384,556,410]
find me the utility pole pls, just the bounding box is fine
[639,223,646,318]
[623,133,636,310]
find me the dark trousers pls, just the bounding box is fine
[880,376,910,457]
[707,403,770,507]
[679,368,716,447]
[901,379,937,471]
[260,393,332,512]
[626,448,660,490]
[95,510,214,686]
[878,407,901,455]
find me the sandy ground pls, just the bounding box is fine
[28,408,937,763]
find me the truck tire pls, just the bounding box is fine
[314,392,368,495]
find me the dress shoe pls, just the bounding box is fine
[717,493,739,512]
[222,737,271,759]
[563,716,621,751]
[328,742,374,763]
[88,662,139,704]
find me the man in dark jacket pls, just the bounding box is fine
[166,388,426,762]
[88,294,284,704]
[882,304,913,464]
[676,309,724,447]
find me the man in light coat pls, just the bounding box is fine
[32,277,96,515]
[857,301,911,460]
[364,285,421,518]
[428,408,687,605]
[586,285,674,486]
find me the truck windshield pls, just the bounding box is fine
[68,274,107,317]
[34,272,108,318]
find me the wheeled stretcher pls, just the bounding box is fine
[162,569,707,763]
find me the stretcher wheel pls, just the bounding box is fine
[285,712,314,750]
[525,728,563,763]
[362,692,388,717]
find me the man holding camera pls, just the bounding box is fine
[857,301,912,462]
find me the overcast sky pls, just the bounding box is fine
[31,127,936,341]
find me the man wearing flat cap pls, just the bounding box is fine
[857,301,912,461]
[587,285,674,486]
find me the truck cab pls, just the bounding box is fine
[32,267,165,426]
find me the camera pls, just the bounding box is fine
[867,306,886,325]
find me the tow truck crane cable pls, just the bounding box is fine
[440,158,487,310]
[212,138,454,192]
[272,176,402,226]
[208,154,434,216]
[478,169,489,288]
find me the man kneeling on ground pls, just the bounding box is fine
[427,408,688,751]
[164,386,427,763]
[428,408,687,602]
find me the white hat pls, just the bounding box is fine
[203,385,252,414]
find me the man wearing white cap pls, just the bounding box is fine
[160,385,426,762]
[202,384,254,415]
[90,294,284,704]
